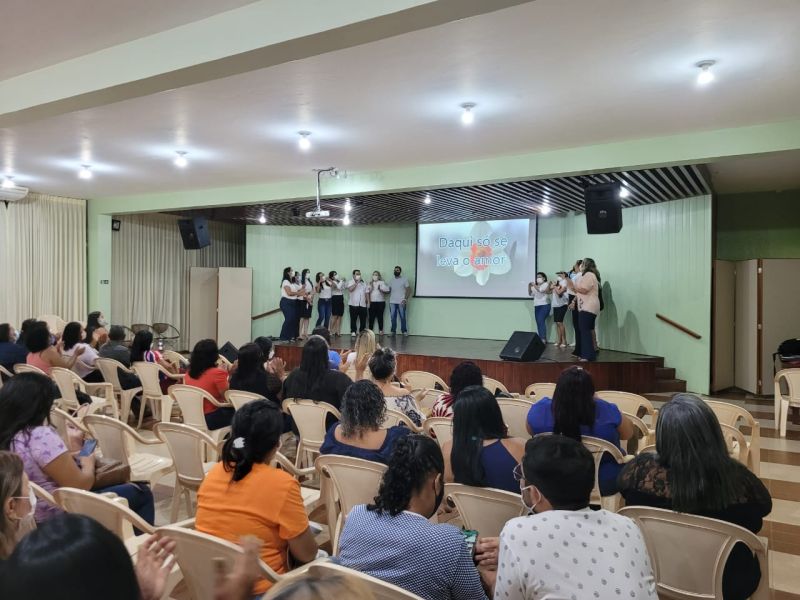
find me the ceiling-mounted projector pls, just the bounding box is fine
[305,209,330,218]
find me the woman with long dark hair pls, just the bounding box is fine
[337,434,492,599]
[279,266,303,341]
[314,271,333,329]
[566,257,601,361]
[229,343,281,405]
[443,386,525,493]
[618,394,771,600]
[196,400,317,596]
[526,366,633,495]
[25,321,84,376]
[298,268,314,340]
[185,339,232,430]
[61,321,103,382]
[430,361,484,418]
[83,311,109,350]
[329,270,345,337]
[528,271,552,344]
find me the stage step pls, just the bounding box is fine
[655,367,676,379]
[654,378,687,393]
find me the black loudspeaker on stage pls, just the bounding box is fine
[499,331,545,362]
[178,217,211,249]
[584,182,623,234]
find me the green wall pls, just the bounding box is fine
[248,195,712,392]
[716,189,800,260]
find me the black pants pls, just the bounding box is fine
[569,295,581,356]
[368,301,386,331]
[349,305,368,333]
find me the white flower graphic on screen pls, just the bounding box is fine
[453,221,512,286]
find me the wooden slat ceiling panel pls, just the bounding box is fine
[169,164,711,226]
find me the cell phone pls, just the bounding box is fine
[460,529,479,556]
[78,439,97,457]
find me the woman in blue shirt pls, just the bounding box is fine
[526,366,633,496]
[320,379,410,464]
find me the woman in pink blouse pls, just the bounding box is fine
[566,257,601,362]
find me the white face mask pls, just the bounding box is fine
[520,484,538,514]
[289,271,295,279]
[12,488,36,520]
[372,275,379,281]
[536,277,544,284]
[268,349,275,360]
[98,318,108,327]
[354,275,361,282]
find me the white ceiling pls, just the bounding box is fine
[710,150,800,194]
[3,0,800,198]
[0,0,258,80]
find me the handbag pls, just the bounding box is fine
[92,456,131,490]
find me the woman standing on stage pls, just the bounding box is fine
[528,272,551,343]
[367,271,390,335]
[279,267,302,341]
[298,268,314,340]
[567,258,601,362]
[315,272,332,329]
[329,271,345,337]
[551,271,570,348]
[567,259,583,356]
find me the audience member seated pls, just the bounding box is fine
[185,338,234,431]
[230,343,282,405]
[25,321,84,375]
[0,450,36,559]
[310,327,342,370]
[320,380,411,463]
[0,513,176,600]
[430,360,483,418]
[84,311,109,350]
[0,324,28,375]
[618,393,771,600]
[0,373,155,524]
[16,318,38,349]
[130,329,177,392]
[340,329,377,378]
[196,401,318,596]
[266,569,375,600]
[442,385,525,493]
[337,434,495,600]
[61,321,103,383]
[495,434,657,599]
[254,336,288,394]
[368,348,425,426]
[98,325,140,390]
[282,336,354,424]
[526,366,633,496]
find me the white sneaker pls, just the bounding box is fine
[350,332,356,338]
[403,332,409,336]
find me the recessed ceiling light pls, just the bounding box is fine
[258,213,266,224]
[344,198,352,214]
[619,182,630,199]
[539,202,551,216]
[424,193,432,205]
[460,103,476,126]
[298,131,312,151]
[78,165,93,180]
[1,175,14,189]
[343,214,351,226]
[174,151,189,168]
[696,60,716,85]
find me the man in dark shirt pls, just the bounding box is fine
[98,325,132,366]
[0,323,28,375]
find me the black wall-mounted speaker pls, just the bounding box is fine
[585,182,623,234]
[178,217,211,249]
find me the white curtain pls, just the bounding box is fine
[111,213,244,350]
[0,193,87,327]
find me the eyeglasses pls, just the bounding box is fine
[513,463,524,482]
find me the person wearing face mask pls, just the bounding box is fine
[347,269,368,337]
[566,257,601,362]
[551,271,570,348]
[527,272,552,344]
[494,434,657,600]
[84,311,109,350]
[0,451,36,559]
[229,343,283,408]
[328,271,346,337]
[0,323,28,375]
[314,272,333,329]
[337,434,496,600]
[567,259,583,356]
[388,265,411,336]
[367,271,391,335]
[297,268,314,340]
[279,266,303,341]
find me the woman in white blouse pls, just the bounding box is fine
[551,271,570,348]
[566,257,601,362]
[329,271,345,337]
[314,272,333,329]
[279,266,303,341]
[60,321,102,382]
[528,272,552,344]
[367,271,391,335]
[298,268,314,340]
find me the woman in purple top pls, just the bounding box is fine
[526,366,633,496]
[320,380,410,464]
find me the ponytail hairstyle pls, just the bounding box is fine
[368,434,443,516]
[451,385,507,487]
[551,366,596,441]
[221,400,282,482]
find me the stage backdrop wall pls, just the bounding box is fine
[248,195,712,393]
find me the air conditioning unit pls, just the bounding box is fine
[0,185,29,202]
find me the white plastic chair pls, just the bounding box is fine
[304,562,424,600]
[49,407,89,448]
[282,398,341,468]
[400,370,449,392]
[132,361,184,428]
[162,350,189,370]
[83,414,174,488]
[51,367,117,418]
[38,314,67,335]
[597,390,658,445]
[410,388,445,412]
[423,417,453,449]
[444,483,527,538]
[619,506,769,600]
[483,376,509,395]
[525,382,556,400]
[581,435,629,512]
[14,363,46,376]
[224,389,265,411]
[0,365,13,388]
[169,384,232,454]
[383,408,422,432]
[704,399,761,476]
[775,368,800,439]
[95,358,142,424]
[495,397,534,439]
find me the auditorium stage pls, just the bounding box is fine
[273,335,664,394]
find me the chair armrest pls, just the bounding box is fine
[205,395,233,409]
[171,517,195,529]
[127,428,167,446]
[86,382,114,399]
[157,365,185,380]
[275,452,316,479]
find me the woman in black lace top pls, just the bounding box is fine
[618,394,771,600]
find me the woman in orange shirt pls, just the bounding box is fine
[184,339,233,430]
[195,400,318,596]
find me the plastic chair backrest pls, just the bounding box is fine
[306,562,424,600]
[719,423,750,467]
[51,367,86,412]
[132,361,164,397]
[83,414,132,466]
[169,385,217,431]
[163,350,189,368]
[597,390,657,422]
[14,363,46,376]
[483,376,509,395]
[423,417,453,448]
[155,422,216,484]
[95,357,126,391]
[0,365,13,380]
[282,399,341,449]
[38,314,66,334]
[216,355,233,369]
[411,388,445,411]
[775,368,800,401]
[581,436,626,506]
[383,409,420,431]
[444,483,526,538]
[399,370,449,392]
[495,397,534,438]
[49,407,87,444]
[618,506,769,600]
[525,382,555,399]
[224,389,265,411]
[158,526,282,598]
[703,399,755,429]
[54,487,154,541]
[29,481,58,507]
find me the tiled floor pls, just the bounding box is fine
[138,391,800,599]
